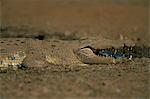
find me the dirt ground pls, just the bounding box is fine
[0,0,150,99]
[0,59,149,99]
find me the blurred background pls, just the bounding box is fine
[0,0,149,43]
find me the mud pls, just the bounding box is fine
[87,45,150,59]
[0,0,149,99]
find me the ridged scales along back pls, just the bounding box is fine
[0,37,149,70]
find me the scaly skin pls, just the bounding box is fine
[0,37,135,70]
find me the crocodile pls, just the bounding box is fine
[0,37,136,70]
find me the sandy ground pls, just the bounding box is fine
[0,60,149,99]
[0,0,150,99]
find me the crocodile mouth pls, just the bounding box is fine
[75,44,150,64]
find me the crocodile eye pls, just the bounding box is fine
[11,56,16,60]
[8,56,16,60]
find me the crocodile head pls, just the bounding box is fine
[0,50,26,70]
